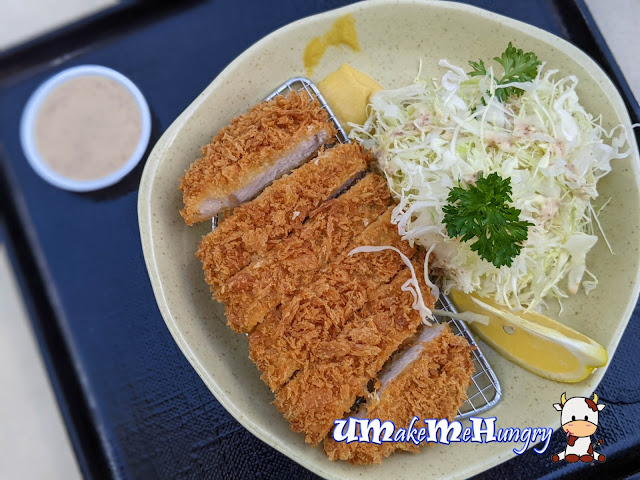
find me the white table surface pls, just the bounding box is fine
[0,246,82,480]
[0,1,637,479]
[585,0,640,101]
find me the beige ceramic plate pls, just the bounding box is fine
[138,1,640,478]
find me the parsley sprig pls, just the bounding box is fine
[469,42,541,103]
[442,173,533,268]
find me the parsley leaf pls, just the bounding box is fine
[442,172,533,268]
[468,59,487,77]
[468,42,541,103]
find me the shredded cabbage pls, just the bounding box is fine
[350,60,630,312]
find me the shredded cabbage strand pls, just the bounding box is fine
[348,245,433,322]
[350,60,629,312]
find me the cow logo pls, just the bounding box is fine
[551,392,605,463]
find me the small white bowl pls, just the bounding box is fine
[20,65,151,192]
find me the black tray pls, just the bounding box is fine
[1,1,639,479]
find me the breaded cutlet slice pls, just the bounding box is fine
[324,324,474,464]
[197,144,370,293]
[248,208,416,392]
[180,91,336,225]
[220,173,391,333]
[274,254,436,446]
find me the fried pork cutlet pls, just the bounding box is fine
[248,208,417,393]
[324,324,474,464]
[274,255,436,446]
[197,144,370,293]
[220,173,391,333]
[180,91,336,225]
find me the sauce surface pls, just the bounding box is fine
[303,14,360,76]
[34,75,142,181]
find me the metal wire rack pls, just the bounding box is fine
[264,77,350,143]
[436,294,502,418]
[215,77,502,418]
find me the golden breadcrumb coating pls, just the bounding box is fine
[248,208,416,392]
[274,254,435,446]
[197,144,370,293]
[220,174,391,333]
[323,325,474,464]
[180,91,336,224]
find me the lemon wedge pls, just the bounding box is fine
[449,290,608,383]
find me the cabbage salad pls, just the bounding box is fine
[351,45,629,312]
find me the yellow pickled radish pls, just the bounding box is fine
[318,64,382,131]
